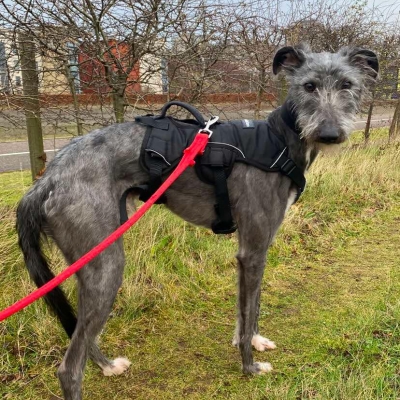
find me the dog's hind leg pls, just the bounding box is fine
[81,240,131,377]
[56,238,127,400]
[44,189,130,400]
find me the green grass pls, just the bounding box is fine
[1,135,400,399]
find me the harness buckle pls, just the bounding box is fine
[200,115,219,137]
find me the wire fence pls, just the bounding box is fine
[0,0,399,175]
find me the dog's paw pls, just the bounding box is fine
[102,357,131,376]
[243,362,273,375]
[251,334,276,352]
[254,362,273,374]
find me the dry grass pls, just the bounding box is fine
[1,133,400,399]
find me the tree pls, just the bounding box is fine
[166,2,236,103]
[0,0,189,122]
[19,31,45,179]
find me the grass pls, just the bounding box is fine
[1,133,400,399]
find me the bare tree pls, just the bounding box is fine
[166,2,236,103]
[0,0,190,122]
[0,0,399,152]
[231,0,332,118]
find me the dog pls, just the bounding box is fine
[16,45,379,400]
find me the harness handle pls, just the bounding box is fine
[158,101,206,127]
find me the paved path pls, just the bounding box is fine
[0,116,392,173]
[0,138,71,173]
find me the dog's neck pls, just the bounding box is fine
[279,101,301,136]
[267,101,319,172]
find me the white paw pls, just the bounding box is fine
[255,362,273,374]
[251,334,276,352]
[232,336,239,347]
[102,357,131,376]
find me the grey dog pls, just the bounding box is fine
[16,45,378,400]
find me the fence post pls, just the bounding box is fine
[277,74,287,107]
[18,31,45,180]
[364,98,374,144]
[389,97,400,140]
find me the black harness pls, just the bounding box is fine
[120,101,306,234]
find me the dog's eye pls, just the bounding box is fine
[341,81,352,90]
[304,82,316,92]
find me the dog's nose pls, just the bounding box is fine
[318,121,340,143]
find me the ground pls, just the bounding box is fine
[1,132,400,399]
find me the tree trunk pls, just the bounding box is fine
[18,31,45,180]
[389,98,400,140]
[277,74,287,107]
[65,64,83,136]
[254,68,266,119]
[111,73,127,123]
[112,90,125,123]
[364,100,374,144]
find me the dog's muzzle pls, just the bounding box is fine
[317,121,344,144]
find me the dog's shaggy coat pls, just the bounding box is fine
[16,45,379,400]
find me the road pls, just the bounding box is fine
[0,116,392,173]
[0,138,71,173]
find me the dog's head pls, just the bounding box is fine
[273,45,379,146]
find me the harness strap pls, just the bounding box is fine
[119,188,132,224]
[144,156,165,201]
[211,167,237,234]
[273,153,306,201]
[119,156,167,225]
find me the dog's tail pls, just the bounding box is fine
[16,183,76,338]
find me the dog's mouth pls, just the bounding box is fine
[316,135,347,145]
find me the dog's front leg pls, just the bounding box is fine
[232,293,276,353]
[236,242,273,374]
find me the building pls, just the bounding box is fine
[78,40,141,95]
[0,29,76,95]
[78,39,166,95]
[139,53,165,94]
[1,29,165,97]
[0,30,23,94]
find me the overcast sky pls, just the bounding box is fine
[367,0,400,23]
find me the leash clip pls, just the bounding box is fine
[200,115,219,137]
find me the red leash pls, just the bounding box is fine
[0,133,210,322]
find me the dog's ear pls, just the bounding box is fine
[346,48,379,79]
[273,46,306,75]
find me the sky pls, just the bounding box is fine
[366,0,400,24]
